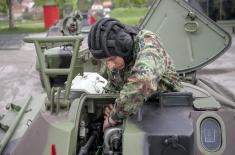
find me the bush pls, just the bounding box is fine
[114,0,148,8]
[23,7,43,20]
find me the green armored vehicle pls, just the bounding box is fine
[1,0,235,155]
[36,11,97,87]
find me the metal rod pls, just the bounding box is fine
[0,96,32,154]
[64,39,82,107]
[45,69,70,75]
[220,0,222,20]
[35,41,52,100]
[24,35,84,110]
[24,36,83,43]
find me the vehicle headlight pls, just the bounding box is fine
[200,117,222,152]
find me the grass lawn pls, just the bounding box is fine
[0,7,148,33]
[111,7,148,26]
[0,20,45,33]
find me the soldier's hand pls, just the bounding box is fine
[104,104,113,119]
[103,116,117,132]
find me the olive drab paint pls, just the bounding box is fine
[1,0,235,155]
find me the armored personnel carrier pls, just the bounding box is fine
[1,0,235,155]
[36,11,98,88]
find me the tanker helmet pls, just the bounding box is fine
[88,18,139,60]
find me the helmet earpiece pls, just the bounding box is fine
[88,18,139,60]
[115,30,133,57]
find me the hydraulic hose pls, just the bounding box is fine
[196,79,235,109]
[78,131,98,155]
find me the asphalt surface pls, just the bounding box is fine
[0,33,26,50]
[0,33,234,110]
[0,33,45,110]
[198,36,235,101]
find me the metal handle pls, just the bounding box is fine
[184,21,199,33]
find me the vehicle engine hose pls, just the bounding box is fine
[78,131,98,155]
[196,79,235,109]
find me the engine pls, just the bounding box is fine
[103,127,122,155]
[72,73,232,155]
[77,118,122,155]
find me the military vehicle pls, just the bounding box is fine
[47,11,87,37]
[1,0,235,155]
[36,11,97,88]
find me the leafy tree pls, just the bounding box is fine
[0,0,15,29]
[0,0,8,13]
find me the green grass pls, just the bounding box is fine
[0,7,148,32]
[111,7,148,26]
[0,20,45,33]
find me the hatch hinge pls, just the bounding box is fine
[179,71,197,84]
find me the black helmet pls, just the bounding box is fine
[88,18,139,61]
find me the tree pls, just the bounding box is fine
[0,0,25,29]
[0,0,8,13]
[0,0,15,29]
[8,0,14,29]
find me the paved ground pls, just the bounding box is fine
[0,33,234,110]
[0,33,26,50]
[198,35,235,101]
[0,33,45,109]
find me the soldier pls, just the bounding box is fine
[88,18,182,130]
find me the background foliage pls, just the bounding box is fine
[34,0,77,7]
[35,0,152,9]
[113,0,151,7]
[0,0,8,13]
[111,7,148,25]
[77,0,93,12]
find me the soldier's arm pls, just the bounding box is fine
[111,38,167,121]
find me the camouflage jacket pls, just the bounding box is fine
[103,30,182,121]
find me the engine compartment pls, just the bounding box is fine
[74,95,122,155]
[75,94,195,155]
[73,83,235,155]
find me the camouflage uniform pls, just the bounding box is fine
[103,30,182,121]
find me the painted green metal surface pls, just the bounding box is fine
[180,82,221,110]
[140,0,231,73]
[0,97,31,154]
[122,82,220,155]
[10,110,75,155]
[41,113,75,155]
[0,94,46,154]
[2,0,235,154]
[123,120,146,155]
